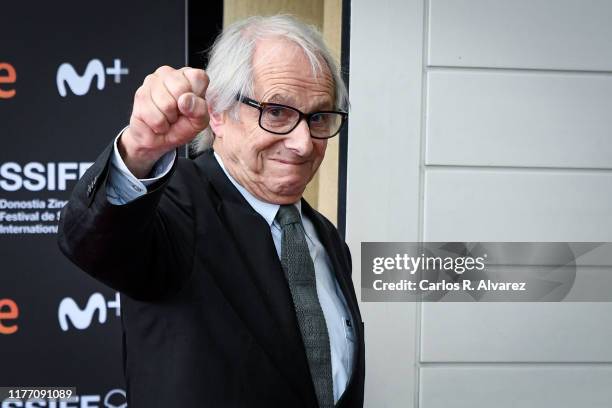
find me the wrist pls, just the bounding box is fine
[118,130,166,178]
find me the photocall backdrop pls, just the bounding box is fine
[1,1,220,406]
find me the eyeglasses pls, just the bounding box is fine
[237,95,348,139]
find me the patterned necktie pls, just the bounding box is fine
[276,204,334,408]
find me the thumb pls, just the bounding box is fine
[178,93,196,116]
[177,92,209,130]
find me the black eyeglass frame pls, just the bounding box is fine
[237,95,348,139]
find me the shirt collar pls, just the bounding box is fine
[213,151,302,227]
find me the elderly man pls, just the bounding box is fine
[58,15,364,408]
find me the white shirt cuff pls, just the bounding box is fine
[106,126,176,204]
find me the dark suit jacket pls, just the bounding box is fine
[58,141,365,407]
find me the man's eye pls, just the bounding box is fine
[311,114,326,123]
[310,113,330,127]
[265,107,292,121]
[268,108,284,117]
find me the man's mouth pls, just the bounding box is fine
[272,158,307,165]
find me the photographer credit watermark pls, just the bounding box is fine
[361,242,612,302]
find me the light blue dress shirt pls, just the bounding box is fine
[106,132,355,402]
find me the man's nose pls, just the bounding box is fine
[284,118,313,156]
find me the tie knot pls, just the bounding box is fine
[276,204,301,227]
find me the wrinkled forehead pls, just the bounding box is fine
[251,37,335,106]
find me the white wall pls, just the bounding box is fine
[346,1,612,407]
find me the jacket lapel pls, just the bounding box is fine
[194,150,317,406]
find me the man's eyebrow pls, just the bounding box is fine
[267,93,295,105]
[312,100,334,111]
[266,93,334,111]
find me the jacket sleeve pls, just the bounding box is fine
[57,140,195,301]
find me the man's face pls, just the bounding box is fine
[212,37,334,205]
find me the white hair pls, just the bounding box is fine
[190,14,349,155]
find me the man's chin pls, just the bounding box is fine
[267,180,309,203]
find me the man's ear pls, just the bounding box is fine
[208,104,225,137]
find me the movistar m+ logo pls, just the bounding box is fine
[56,58,129,97]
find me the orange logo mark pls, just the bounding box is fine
[0,298,19,334]
[0,62,17,99]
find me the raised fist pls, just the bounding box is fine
[119,66,210,178]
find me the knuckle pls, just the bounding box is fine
[155,65,174,75]
[201,71,210,84]
[192,69,205,81]
[143,74,154,85]
[171,71,191,93]
[134,85,145,100]
[199,74,210,90]
[138,79,152,97]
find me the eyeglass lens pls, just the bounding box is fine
[261,105,343,138]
